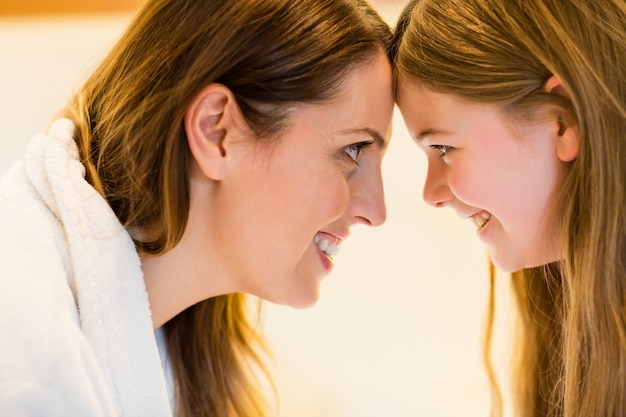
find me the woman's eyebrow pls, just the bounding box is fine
[338,127,389,149]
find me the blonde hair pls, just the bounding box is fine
[63,0,392,415]
[392,0,626,416]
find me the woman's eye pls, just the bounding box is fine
[430,144,452,158]
[345,144,362,161]
[344,141,372,162]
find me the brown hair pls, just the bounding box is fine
[63,0,392,416]
[392,0,626,416]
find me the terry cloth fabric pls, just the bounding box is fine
[0,119,172,416]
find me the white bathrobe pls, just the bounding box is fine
[0,119,172,416]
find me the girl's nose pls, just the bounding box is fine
[422,161,453,208]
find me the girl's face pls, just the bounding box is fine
[208,53,394,307]
[397,80,572,272]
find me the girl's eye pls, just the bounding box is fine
[430,144,452,158]
[344,141,373,163]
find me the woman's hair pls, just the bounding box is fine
[63,0,392,416]
[392,0,626,416]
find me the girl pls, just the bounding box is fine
[393,0,626,416]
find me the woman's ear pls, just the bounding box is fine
[184,83,245,180]
[544,75,579,162]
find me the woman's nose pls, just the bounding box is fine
[422,161,453,208]
[347,165,387,227]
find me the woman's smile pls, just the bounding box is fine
[314,231,343,260]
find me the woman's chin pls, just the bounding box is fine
[275,289,321,310]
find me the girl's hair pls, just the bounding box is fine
[392,0,626,416]
[63,0,392,416]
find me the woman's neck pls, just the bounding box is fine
[138,228,236,330]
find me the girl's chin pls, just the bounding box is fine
[489,252,562,273]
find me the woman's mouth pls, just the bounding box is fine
[471,211,491,231]
[314,232,342,259]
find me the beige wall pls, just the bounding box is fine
[0,0,401,16]
[0,5,515,416]
[0,0,143,15]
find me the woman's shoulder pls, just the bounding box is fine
[0,189,119,415]
[0,177,81,357]
[0,163,72,291]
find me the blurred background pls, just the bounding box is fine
[0,1,516,416]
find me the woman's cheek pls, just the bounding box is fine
[308,169,350,222]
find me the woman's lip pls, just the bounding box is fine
[314,231,345,257]
[313,231,346,273]
[316,230,348,241]
[316,245,334,273]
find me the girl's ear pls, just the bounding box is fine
[555,120,579,162]
[184,83,246,180]
[544,74,572,100]
[544,75,579,162]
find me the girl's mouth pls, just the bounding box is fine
[472,211,491,230]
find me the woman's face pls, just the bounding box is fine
[397,80,572,272]
[209,52,394,307]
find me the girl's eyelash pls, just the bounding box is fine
[430,144,451,158]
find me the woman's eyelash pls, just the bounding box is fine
[429,144,451,158]
[344,140,374,163]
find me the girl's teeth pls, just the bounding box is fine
[473,212,491,230]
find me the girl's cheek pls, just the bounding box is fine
[449,172,480,204]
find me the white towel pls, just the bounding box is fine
[0,119,172,416]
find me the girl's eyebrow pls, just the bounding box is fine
[415,128,450,142]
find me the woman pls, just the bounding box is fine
[0,0,394,416]
[392,0,626,416]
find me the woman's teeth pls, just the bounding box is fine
[473,212,491,230]
[314,234,341,257]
